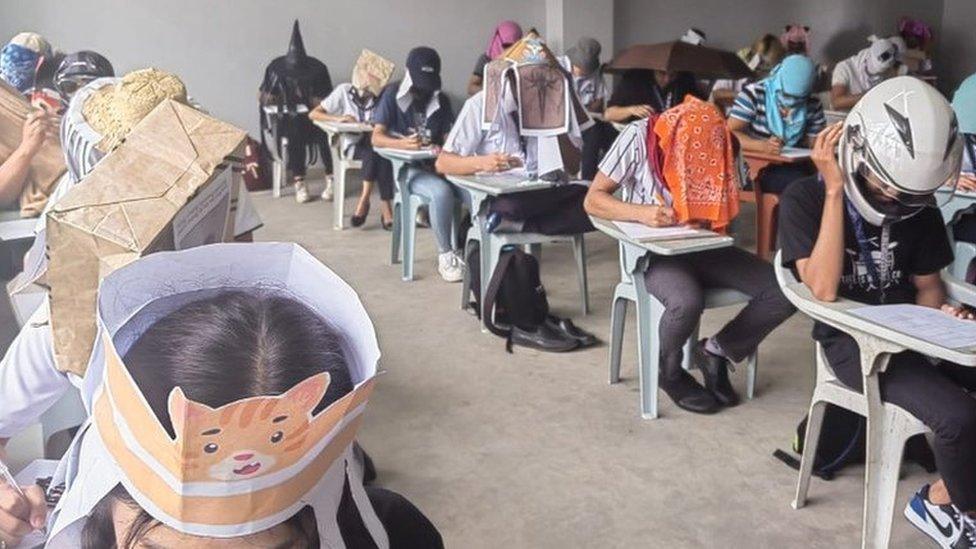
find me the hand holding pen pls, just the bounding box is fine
[0,458,46,549]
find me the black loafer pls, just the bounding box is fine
[545,316,598,347]
[660,371,721,414]
[510,324,579,353]
[694,339,740,407]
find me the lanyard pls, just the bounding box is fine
[843,195,891,303]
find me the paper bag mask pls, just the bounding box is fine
[351,49,395,98]
[45,99,246,376]
[0,79,67,217]
[45,243,388,545]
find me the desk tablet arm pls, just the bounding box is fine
[773,251,907,378]
[943,271,976,309]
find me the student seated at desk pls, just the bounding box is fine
[778,78,976,548]
[0,245,443,548]
[467,20,523,96]
[830,37,898,111]
[310,49,396,228]
[372,46,467,282]
[0,104,56,214]
[894,17,934,76]
[584,97,795,414]
[711,34,786,109]
[728,54,825,194]
[603,68,701,124]
[567,37,616,180]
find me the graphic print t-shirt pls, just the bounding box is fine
[779,176,953,337]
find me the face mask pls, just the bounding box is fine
[409,86,433,106]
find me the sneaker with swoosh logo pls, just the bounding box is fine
[905,484,975,548]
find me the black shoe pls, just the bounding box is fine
[659,371,721,414]
[545,315,598,347]
[694,339,740,407]
[510,324,579,353]
[351,202,370,227]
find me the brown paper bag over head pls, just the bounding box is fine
[45,99,246,375]
[0,80,66,217]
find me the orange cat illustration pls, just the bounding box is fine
[166,372,331,481]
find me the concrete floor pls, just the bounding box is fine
[2,179,938,548]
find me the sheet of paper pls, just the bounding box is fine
[0,218,35,241]
[613,221,710,241]
[780,147,812,159]
[172,167,232,250]
[850,304,976,349]
[13,459,60,549]
[262,104,309,114]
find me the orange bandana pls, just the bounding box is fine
[651,96,739,232]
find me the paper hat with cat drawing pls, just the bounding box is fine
[46,242,389,547]
[481,36,591,137]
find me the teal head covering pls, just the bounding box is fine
[952,73,976,136]
[763,54,816,146]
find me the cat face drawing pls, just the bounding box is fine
[167,372,331,481]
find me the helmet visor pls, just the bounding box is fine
[855,163,957,218]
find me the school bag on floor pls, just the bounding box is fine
[462,241,550,352]
[773,404,936,480]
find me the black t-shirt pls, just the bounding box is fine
[607,70,701,120]
[779,175,953,337]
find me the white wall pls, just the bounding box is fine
[0,0,545,135]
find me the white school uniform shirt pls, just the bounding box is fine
[320,82,377,156]
[832,50,881,96]
[442,91,584,176]
[597,119,670,205]
[0,299,75,438]
[573,72,608,108]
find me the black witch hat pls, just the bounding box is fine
[285,20,307,68]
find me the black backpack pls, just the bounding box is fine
[774,404,936,480]
[462,241,550,351]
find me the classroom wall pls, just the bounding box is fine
[937,0,976,93]
[612,0,942,66]
[0,0,545,136]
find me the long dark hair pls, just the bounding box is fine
[81,290,354,548]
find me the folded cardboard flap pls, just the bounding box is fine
[0,80,67,217]
[46,99,246,375]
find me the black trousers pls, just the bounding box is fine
[581,121,617,181]
[283,116,332,177]
[756,163,815,194]
[488,185,595,235]
[354,141,395,201]
[821,329,976,511]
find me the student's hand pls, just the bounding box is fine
[638,205,677,227]
[628,105,654,119]
[957,174,976,193]
[763,136,783,155]
[0,483,47,547]
[477,153,519,173]
[398,135,422,150]
[811,123,845,195]
[942,304,975,320]
[339,115,357,123]
[18,109,54,158]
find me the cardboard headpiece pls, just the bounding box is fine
[351,49,395,98]
[480,37,590,137]
[46,243,388,546]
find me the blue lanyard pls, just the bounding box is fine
[843,194,891,302]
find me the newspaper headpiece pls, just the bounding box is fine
[351,49,395,98]
[47,242,389,547]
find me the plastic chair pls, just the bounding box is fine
[389,162,460,282]
[261,108,290,198]
[325,131,363,230]
[460,227,590,317]
[773,250,969,549]
[952,240,976,281]
[608,241,757,419]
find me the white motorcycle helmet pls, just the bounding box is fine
[839,76,963,226]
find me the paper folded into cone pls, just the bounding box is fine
[0,79,67,217]
[45,99,246,375]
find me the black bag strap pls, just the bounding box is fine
[483,250,516,348]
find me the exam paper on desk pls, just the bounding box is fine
[613,221,711,241]
[850,304,976,349]
[12,459,60,549]
[778,147,812,159]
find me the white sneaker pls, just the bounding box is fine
[438,251,464,283]
[295,180,311,204]
[904,484,975,548]
[321,176,334,202]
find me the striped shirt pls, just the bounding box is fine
[597,119,669,205]
[729,81,826,141]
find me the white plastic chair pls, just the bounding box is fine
[953,240,976,281]
[261,109,290,198]
[773,250,976,549]
[608,241,757,419]
[324,131,363,230]
[389,162,461,282]
[459,227,589,317]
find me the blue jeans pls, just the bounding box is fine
[407,168,470,253]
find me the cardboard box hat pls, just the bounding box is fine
[45,99,246,375]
